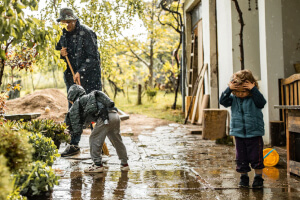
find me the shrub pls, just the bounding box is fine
[146,88,158,101]
[28,133,60,166]
[0,125,33,172]
[8,119,70,149]
[6,189,27,200]
[0,155,13,200]
[17,161,59,197]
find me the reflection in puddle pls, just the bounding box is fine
[48,170,205,199]
[263,167,280,181]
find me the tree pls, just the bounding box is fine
[64,0,144,92]
[0,0,62,87]
[122,0,180,89]
[158,0,183,109]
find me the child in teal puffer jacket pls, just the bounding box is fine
[220,69,267,189]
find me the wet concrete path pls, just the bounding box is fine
[46,116,300,200]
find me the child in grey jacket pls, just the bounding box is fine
[64,84,129,172]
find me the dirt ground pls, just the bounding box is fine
[6,88,68,122]
[5,89,172,131]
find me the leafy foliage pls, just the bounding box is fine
[28,132,60,166]
[1,120,61,199]
[16,161,59,196]
[115,0,180,91]
[0,155,13,200]
[0,125,33,172]
[10,119,70,147]
[51,0,145,90]
[146,87,158,101]
[6,190,27,200]
[0,91,7,116]
[0,0,65,118]
[5,46,38,71]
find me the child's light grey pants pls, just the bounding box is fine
[90,112,128,165]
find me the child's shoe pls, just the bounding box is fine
[120,164,130,171]
[238,174,249,188]
[61,145,80,157]
[84,164,104,173]
[252,176,264,188]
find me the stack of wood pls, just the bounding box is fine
[185,63,209,125]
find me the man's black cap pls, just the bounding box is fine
[56,7,78,22]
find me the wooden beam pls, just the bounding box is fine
[191,64,208,124]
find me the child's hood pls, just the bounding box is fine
[67,84,86,102]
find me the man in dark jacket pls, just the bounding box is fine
[63,84,129,172]
[56,8,102,156]
[56,7,102,98]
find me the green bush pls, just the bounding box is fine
[28,133,60,166]
[0,155,13,200]
[0,125,33,172]
[145,88,158,101]
[17,161,59,197]
[6,189,27,200]
[9,119,70,148]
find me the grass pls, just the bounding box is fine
[108,88,185,123]
[16,75,185,123]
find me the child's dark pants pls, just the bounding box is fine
[235,136,264,173]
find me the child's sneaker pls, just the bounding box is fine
[238,174,249,188]
[252,176,264,188]
[61,145,80,157]
[84,164,104,173]
[120,164,130,171]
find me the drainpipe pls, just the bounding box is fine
[182,25,186,113]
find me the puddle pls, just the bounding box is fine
[48,170,207,200]
[29,122,300,199]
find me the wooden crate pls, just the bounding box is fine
[202,109,228,140]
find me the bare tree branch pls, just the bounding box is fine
[232,0,245,70]
[129,48,150,67]
[158,9,179,33]
[159,1,183,109]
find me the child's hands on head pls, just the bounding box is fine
[228,80,240,90]
[243,80,255,90]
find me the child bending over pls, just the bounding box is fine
[64,84,129,172]
[219,69,266,188]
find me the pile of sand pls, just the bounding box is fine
[6,88,68,122]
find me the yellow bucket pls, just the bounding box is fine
[263,148,279,167]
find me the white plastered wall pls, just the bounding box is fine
[231,0,260,79]
[217,0,233,99]
[217,0,284,144]
[259,0,284,144]
[202,0,210,95]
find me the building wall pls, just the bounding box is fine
[259,0,284,144]
[183,0,201,98]
[231,0,260,79]
[202,0,210,95]
[282,0,300,77]
[184,0,218,108]
[217,0,233,98]
[217,0,285,144]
